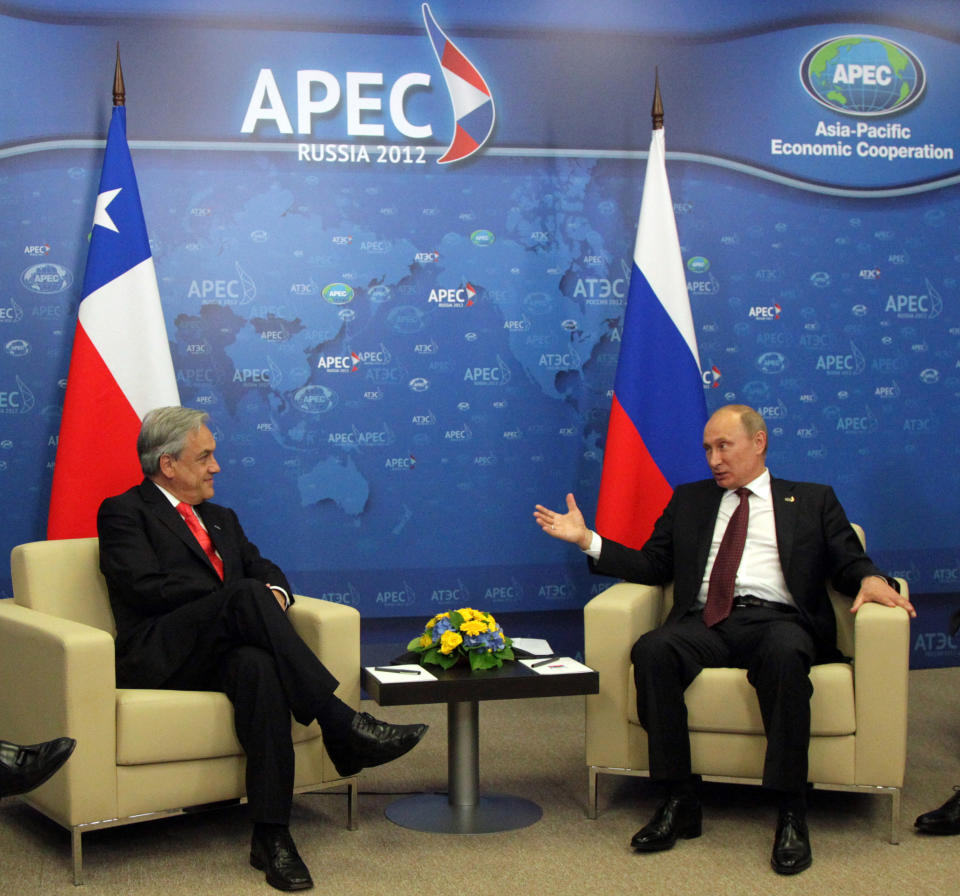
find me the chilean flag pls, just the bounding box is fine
[595,123,709,549]
[47,104,179,538]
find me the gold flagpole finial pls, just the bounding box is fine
[113,43,126,107]
[651,67,664,131]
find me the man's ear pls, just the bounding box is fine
[157,453,175,480]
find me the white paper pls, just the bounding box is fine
[521,656,593,675]
[365,664,437,683]
[511,637,554,656]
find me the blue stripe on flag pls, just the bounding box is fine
[613,262,708,487]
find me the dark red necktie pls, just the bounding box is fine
[176,501,224,580]
[703,487,751,627]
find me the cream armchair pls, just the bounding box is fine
[0,538,361,884]
[584,525,910,843]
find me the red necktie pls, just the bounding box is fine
[176,501,224,580]
[702,487,751,627]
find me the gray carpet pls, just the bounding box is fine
[2,667,959,895]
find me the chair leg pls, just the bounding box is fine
[347,777,359,831]
[71,827,83,886]
[587,766,599,819]
[889,788,901,845]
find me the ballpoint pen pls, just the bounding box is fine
[374,666,421,675]
[531,656,557,668]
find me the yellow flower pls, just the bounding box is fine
[460,619,487,637]
[439,631,463,654]
[419,633,434,649]
[458,607,478,621]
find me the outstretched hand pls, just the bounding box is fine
[533,493,593,550]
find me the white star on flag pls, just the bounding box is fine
[93,187,122,232]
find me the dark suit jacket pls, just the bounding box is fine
[590,477,890,653]
[98,479,292,687]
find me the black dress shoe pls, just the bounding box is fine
[324,712,428,778]
[250,828,313,891]
[915,787,960,834]
[771,811,812,875]
[630,795,702,851]
[0,737,76,799]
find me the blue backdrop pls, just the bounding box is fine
[1,1,958,665]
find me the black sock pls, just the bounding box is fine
[253,821,288,840]
[666,775,700,800]
[777,790,807,816]
[316,694,357,740]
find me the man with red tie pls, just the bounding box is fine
[98,406,427,891]
[535,404,913,875]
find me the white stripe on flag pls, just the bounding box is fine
[78,256,179,418]
[633,127,701,369]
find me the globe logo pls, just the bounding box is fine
[800,35,925,116]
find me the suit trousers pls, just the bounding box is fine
[630,605,817,795]
[155,580,340,824]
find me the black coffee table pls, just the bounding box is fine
[362,659,598,833]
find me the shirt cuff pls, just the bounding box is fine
[582,530,602,560]
[267,584,291,608]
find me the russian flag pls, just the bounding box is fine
[47,102,179,538]
[595,122,709,549]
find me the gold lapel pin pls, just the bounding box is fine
[784,496,796,503]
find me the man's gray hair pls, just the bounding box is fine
[138,407,210,475]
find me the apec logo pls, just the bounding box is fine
[0,376,35,414]
[323,283,355,305]
[884,280,943,319]
[800,35,925,117]
[20,263,73,294]
[749,304,782,321]
[241,4,495,165]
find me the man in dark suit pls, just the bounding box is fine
[98,406,428,892]
[535,404,914,875]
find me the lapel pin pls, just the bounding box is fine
[784,496,796,503]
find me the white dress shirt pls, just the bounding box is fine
[585,468,795,608]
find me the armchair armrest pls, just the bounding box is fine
[584,582,664,769]
[288,596,361,711]
[850,578,910,787]
[0,601,117,827]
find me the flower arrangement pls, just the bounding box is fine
[407,608,514,670]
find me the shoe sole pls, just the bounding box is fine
[250,851,314,891]
[631,824,702,851]
[771,855,812,875]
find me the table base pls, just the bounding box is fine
[385,792,542,833]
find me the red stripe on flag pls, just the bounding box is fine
[595,395,675,550]
[47,322,143,539]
